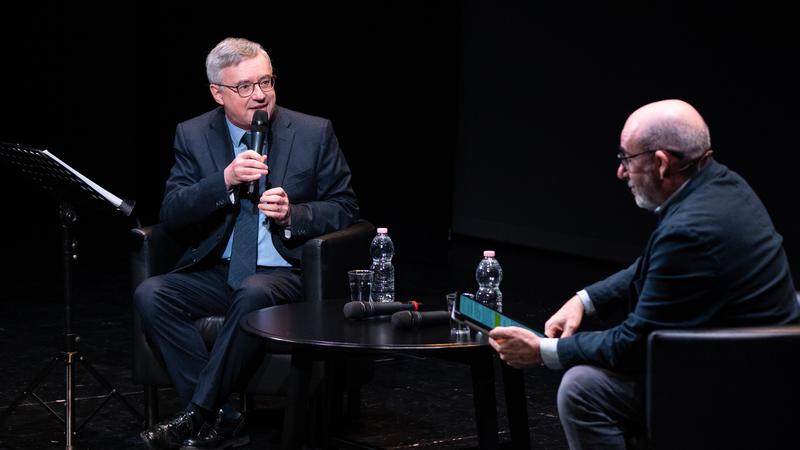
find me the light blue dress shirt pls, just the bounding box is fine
[221,118,290,268]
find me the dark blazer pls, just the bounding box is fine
[160,106,359,270]
[558,160,799,373]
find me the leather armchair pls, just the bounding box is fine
[130,220,376,426]
[646,324,800,450]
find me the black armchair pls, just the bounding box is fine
[646,324,800,450]
[130,220,376,426]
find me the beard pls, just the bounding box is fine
[631,172,661,211]
[634,190,659,210]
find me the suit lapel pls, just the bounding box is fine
[630,233,655,308]
[206,108,234,172]
[267,107,296,187]
[628,161,722,310]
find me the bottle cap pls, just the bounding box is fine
[483,250,495,257]
[377,227,388,234]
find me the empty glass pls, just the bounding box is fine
[446,292,470,335]
[348,270,373,302]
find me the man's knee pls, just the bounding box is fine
[134,278,157,317]
[133,276,170,323]
[230,282,280,315]
[557,365,599,415]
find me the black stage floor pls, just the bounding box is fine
[0,231,624,449]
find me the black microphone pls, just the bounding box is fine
[242,110,270,201]
[343,301,421,320]
[391,310,450,329]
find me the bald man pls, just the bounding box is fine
[489,100,799,449]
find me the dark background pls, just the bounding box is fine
[453,2,799,265]
[1,1,798,294]
[0,3,798,448]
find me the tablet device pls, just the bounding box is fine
[453,292,545,337]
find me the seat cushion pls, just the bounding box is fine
[194,315,226,349]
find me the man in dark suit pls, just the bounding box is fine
[489,99,799,449]
[135,37,358,449]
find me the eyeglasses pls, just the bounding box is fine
[617,148,685,169]
[216,75,276,98]
[616,149,657,169]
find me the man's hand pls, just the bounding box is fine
[488,326,542,369]
[224,151,268,189]
[259,187,292,226]
[544,294,584,338]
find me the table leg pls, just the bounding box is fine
[310,358,334,449]
[283,352,313,450]
[470,349,499,449]
[501,362,531,449]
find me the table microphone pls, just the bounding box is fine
[391,310,450,329]
[343,301,422,320]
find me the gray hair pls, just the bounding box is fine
[637,118,711,161]
[205,37,270,84]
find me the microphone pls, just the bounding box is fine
[391,310,450,329]
[242,110,270,201]
[343,301,422,320]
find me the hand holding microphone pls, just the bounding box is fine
[343,301,422,320]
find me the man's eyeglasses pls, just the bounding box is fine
[617,148,714,172]
[216,75,276,98]
[616,149,657,169]
[617,148,685,169]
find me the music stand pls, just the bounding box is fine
[0,141,142,449]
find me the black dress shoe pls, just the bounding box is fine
[140,409,203,449]
[180,413,249,450]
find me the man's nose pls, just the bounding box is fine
[251,84,268,100]
[617,162,628,180]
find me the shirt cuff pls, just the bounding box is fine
[539,337,562,369]
[577,289,596,316]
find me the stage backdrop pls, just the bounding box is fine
[452,2,800,271]
[1,2,798,285]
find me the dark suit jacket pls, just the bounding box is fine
[160,106,359,271]
[558,160,799,373]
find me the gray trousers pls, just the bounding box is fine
[557,365,646,450]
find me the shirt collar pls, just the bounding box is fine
[225,117,247,148]
[654,179,690,215]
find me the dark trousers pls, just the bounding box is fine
[133,263,302,412]
[557,365,645,450]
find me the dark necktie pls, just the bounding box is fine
[227,132,259,288]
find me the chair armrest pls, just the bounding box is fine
[130,223,188,385]
[646,325,800,450]
[130,223,187,290]
[302,220,376,302]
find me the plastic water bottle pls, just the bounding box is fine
[370,227,395,302]
[475,250,503,312]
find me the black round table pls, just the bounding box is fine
[241,300,531,449]
[241,300,488,351]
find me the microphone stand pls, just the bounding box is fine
[0,141,142,448]
[0,201,143,448]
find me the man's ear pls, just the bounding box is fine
[655,150,671,179]
[209,84,224,106]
